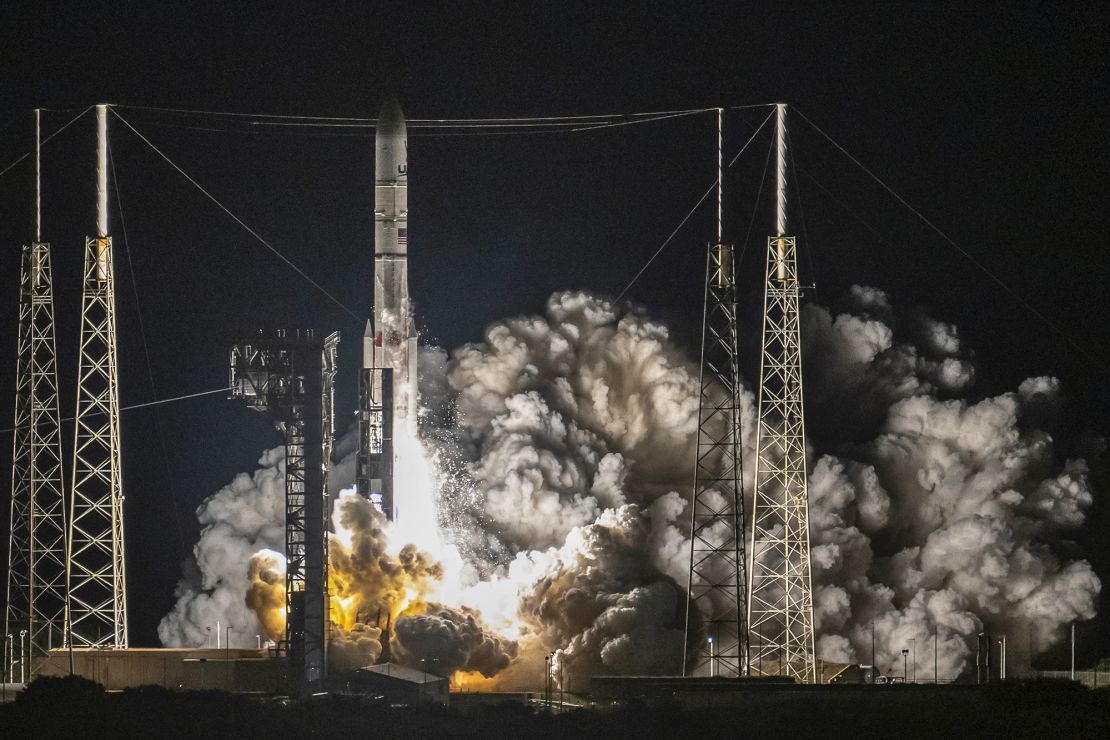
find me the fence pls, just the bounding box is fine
[1038,670,1106,688]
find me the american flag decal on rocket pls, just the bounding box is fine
[397,228,407,245]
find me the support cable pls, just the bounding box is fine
[736,138,778,275]
[110,108,365,325]
[114,103,718,124]
[616,110,775,301]
[787,129,818,300]
[108,144,189,560]
[0,106,93,180]
[794,108,1105,370]
[0,387,232,435]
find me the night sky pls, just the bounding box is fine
[1,2,1107,656]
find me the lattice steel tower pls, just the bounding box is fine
[685,109,747,678]
[68,105,128,647]
[230,330,338,689]
[746,103,815,682]
[5,110,69,680]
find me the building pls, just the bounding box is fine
[336,663,449,706]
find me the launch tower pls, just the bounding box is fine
[746,104,816,682]
[230,330,338,690]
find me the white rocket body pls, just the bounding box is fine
[358,99,417,522]
[364,98,418,433]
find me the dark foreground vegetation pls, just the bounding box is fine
[3,676,1109,739]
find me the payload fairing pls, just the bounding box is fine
[358,99,417,521]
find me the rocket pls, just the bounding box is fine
[358,98,418,521]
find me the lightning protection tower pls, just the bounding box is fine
[685,109,747,678]
[746,103,816,683]
[5,110,68,680]
[68,105,128,647]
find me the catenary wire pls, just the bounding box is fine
[615,109,776,301]
[0,106,93,180]
[111,108,366,325]
[793,107,1106,371]
[109,142,189,560]
[0,387,232,435]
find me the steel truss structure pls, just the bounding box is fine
[230,330,337,689]
[746,104,816,683]
[67,106,129,649]
[5,241,68,679]
[68,234,128,647]
[685,242,747,677]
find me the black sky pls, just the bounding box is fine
[1,1,1108,654]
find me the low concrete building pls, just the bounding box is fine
[336,663,449,706]
[590,674,796,708]
[36,648,286,692]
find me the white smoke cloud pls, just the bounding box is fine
[162,286,1100,686]
[801,290,1100,677]
[158,447,285,648]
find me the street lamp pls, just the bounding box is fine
[226,627,232,690]
[206,626,212,649]
[871,619,876,685]
[910,638,916,683]
[708,636,715,677]
[1070,624,1075,681]
[543,654,550,708]
[19,630,28,684]
[901,648,908,683]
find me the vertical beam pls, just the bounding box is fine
[97,104,108,238]
[747,103,816,683]
[716,107,723,244]
[320,332,339,679]
[68,104,127,647]
[6,246,34,681]
[775,103,788,238]
[34,108,41,242]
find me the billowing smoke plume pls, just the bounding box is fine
[162,287,1100,687]
[799,287,1099,677]
[394,604,518,677]
[158,447,285,647]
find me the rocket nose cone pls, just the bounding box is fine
[377,97,406,137]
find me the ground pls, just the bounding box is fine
[2,676,1109,739]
